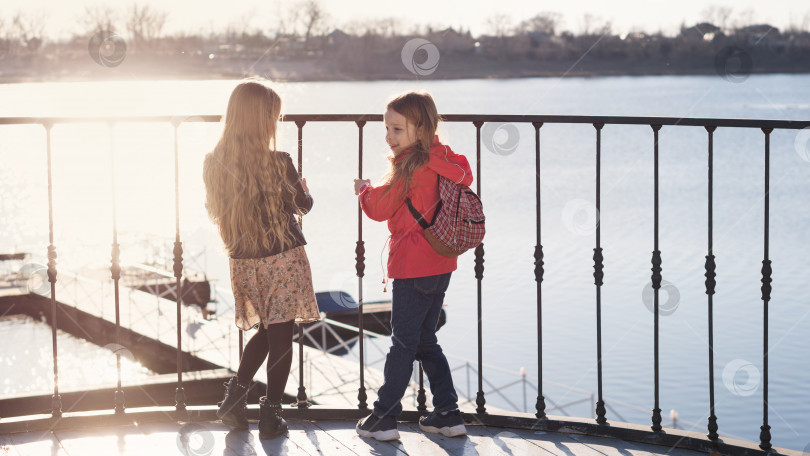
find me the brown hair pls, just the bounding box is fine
[383,92,442,198]
[203,79,299,257]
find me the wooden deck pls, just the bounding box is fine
[0,418,710,456]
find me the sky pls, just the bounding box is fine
[3,0,810,39]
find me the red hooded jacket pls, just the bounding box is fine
[359,136,474,279]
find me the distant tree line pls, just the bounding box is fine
[2,2,810,76]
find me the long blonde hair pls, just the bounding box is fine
[383,92,441,199]
[203,80,299,257]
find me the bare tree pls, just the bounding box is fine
[579,14,612,36]
[125,4,168,50]
[375,17,402,37]
[486,14,513,37]
[11,10,48,52]
[299,0,327,49]
[81,5,119,35]
[701,5,733,33]
[276,2,301,37]
[732,8,756,30]
[517,12,561,36]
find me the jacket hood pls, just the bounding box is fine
[427,136,474,185]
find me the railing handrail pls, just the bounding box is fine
[1,114,809,129]
[1,110,804,456]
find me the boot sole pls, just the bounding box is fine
[355,425,400,441]
[419,422,467,437]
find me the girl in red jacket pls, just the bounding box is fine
[354,92,473,441]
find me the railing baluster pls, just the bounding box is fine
[759,127,773,451]
[417,362,427,413]
[108,122,125,414]
[238,330,243,363]
[473,121,486,415]
[171,120,187,416]
[650,124,663,432]
[533,121,546,419]
[705,126,719,440]
[355,120,368,410]
[44,121,62,418]
[295,120,310,408]
[593,123,607,425]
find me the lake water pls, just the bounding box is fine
[0,315,155,396]
[1,75,809,450]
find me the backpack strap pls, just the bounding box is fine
[405,174,444,230]
[405,198,430,230]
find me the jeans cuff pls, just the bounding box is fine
[436,406,459,414]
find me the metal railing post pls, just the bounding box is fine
[705,126,719,440]
[171,120,187,417]
[650,124,663,432]
[295,120,310,408]
[759,128,773,451]
[355,120,368,410]
[108,122,125,414]
[473,120,486,415]
[593,123,607,425]
[533,121,547,419]
[44,121,62,418]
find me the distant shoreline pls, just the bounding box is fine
[2,53,809,84]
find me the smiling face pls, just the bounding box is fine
[384,107,419,155]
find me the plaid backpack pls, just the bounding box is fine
[405,174,485,257]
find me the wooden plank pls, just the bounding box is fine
[603,436,706,456]
[397,421,487,456]
[312,419,405,456]
[129,421,313,456]
[461,425,522,455]
[56,424,175,456]
[568,432,659,456]
[284,419,356,456]
[7,430,69,456]
[384,421,470,456]
[481,427,605,456]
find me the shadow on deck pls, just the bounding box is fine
[0,411,712,456]
[2,406,801,456]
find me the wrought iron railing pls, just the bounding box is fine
[1,114,809,456]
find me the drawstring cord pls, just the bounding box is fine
[380,235,391,292]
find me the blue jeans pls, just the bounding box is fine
[373,272,458,417]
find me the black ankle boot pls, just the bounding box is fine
[216,376,249,429]
[258,397,288,440]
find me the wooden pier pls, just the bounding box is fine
[0,417,716,456]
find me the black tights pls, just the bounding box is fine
[236,320,295,403]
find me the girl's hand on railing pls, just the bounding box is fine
[354,179,370,195]
[301,177,310,193]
